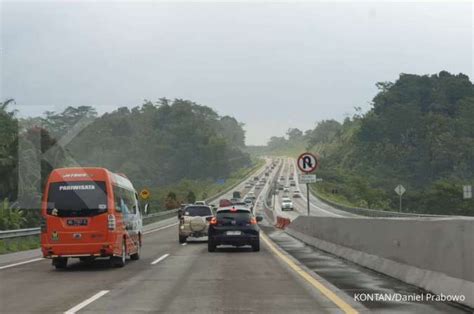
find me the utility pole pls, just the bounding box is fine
[307,183,310,216]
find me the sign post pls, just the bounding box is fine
[463,185,472,199]
[297,152,319,216]
[394,184,406,212]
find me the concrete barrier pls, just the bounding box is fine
[286,216,474,308]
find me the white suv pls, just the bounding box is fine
[281,197,294,211]
[178,205,213,243]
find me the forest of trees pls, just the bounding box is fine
[0,99,251,227]
[265,71,474,215]
[2,70,473,227]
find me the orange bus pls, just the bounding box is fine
[40,167,143,269]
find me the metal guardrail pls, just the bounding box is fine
[142,208,180,220]
[307,185,451,218]
[0,209,181,240]
[0,227,41,240]
[0,161,268,241]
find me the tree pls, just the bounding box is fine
[286,128,303,141]
[42,106,98,138]
[165,192,179,209]
[307,120,342,147]
[303,71,474,215]
[0,99,19,201]
[186,191,196,204]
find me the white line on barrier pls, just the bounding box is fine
[143,222,178,235]
[64,290,110,314]
[0,258,44,270]
[151,253,170,265]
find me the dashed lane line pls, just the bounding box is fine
[151,253,170,265]
[64,290,110,314]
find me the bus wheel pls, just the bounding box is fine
[53,257,68,269]
[112,241,126,268]
[130,242,141,261]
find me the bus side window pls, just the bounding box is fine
[120,189,135,215]
[112,185,136,215]
[113,185,122,212]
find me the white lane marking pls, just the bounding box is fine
[151,253,170,265]
[143,222,178,235]
[64,290,109,314]
[0,258,44,270]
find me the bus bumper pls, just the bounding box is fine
[41,243,115,258]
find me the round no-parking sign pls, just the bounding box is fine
[297,152,319,173]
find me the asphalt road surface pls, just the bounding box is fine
[0,158,470,313]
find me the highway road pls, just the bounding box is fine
[0,158,470,313]
[0,161,359,313]
[271,158,354,220]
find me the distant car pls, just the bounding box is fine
[233,191,242,199]
[178,205,213,243]
[243,198,254,210]
[290,181,296,187]
[292,190,301,198]
[247,193,256,202]
[253,176,259,181]
[245,183,253,189]
[283,187,290,193]
[281,197,293,211]
[195,200,207,205]
[230,198,242,203]
[207,206,263,252]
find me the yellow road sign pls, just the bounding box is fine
[140,189,150,200]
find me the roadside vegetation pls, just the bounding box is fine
[0,99,253,230]
[0,237,39,254]
[263,71,474,216]
[146,158,265,212]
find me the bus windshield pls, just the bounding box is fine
[47,181,108,217]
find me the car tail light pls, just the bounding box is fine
[108,214,116,230]
[249,217,257,225]
[40,217,47,233]
[210,217,217,225]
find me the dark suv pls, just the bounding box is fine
[207,207,262,252]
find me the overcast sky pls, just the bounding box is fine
[1,1,472,145]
